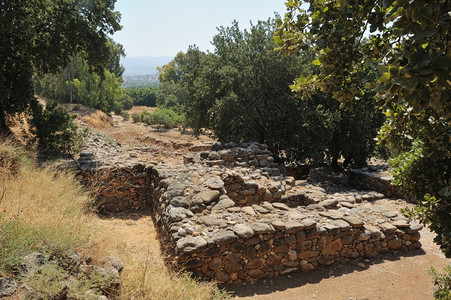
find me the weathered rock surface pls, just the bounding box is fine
[0,278,17,297]
[77,130,423,284]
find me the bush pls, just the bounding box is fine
[30,100,84,156]
[141,114,152,125]
[110,100,124,115]
[131,112,141,123]
[149,108,184,129]
[429,266,451,300]
[121,111,130,121]
[117,94,134,110]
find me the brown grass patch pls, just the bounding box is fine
[0,140,227,299]
[83,215,227,300]
[125,106,157,115]
[80,110,114,129]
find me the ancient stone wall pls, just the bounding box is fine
[80,164,154,212]
[349,168,407,199]
[78,134,423,284]
[149,164,422,284]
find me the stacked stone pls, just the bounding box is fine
[146,165,423,284]
[221,171,295,206]
[174,216,422,283]
[76,130,424,284]
[81,164,154,213]
[195,142,280,176]
[280,181,386,209]
[165,191,423,283]
[349,168,406,199]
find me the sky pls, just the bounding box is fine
[112,0,289,58]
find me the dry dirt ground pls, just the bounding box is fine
[75,109,449,300]
[227,227,449,300]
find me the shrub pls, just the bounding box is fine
[131,112,141,123]
[429,266,451,300]
[121,111,130,121]
[110,100,124,115]
[141,114,152,125]
[30,100,84,156]
[150,108,184,129]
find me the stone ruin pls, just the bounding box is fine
[77,129,423,284]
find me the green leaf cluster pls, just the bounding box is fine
[276,0,450,256]
[30,101,87,156]
[429,265,451,300]
[124,87,157,107]
[164,20,383,167]
[0,0,122,130]
[36,40,133,114]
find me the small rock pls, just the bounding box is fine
[205,177,224,190]
[170,196,190,208]
[213,230,237,245]
[168,207,190,222]
[0,278,17,297]
[302,218,317,229]
[233,224,255,238]
[250,222,275,234]
[284,220,304,233]
[20,252,44,276]
[343,215,364,227]
[213,197,236,210]
[199,190,221,204]
[271,219,285,230]
[408,222,423,233]
[393,220,409,228]
[200,215,227,227]
[272,202,290,211]
[104,256,124,273]
[241,206,256,216]
[176,236,208,252]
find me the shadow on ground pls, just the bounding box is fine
[97,209,153,220]
[224,248,426,298]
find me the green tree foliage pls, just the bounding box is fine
[139,109,184,129]
[0,0,121,128]
[131,112,141,123]
[30,102,84,156]
[123,87,157,107]
[275,0,450,256]
[429,265,451,300]
[174,20,383,167]
[156,52,189,112]
[36,40,133,114]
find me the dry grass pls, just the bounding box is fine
[0,140,227,299]
[0,140,94,257]
[125,106,157,115]
[84,216,227,300]
[80,110,115,129]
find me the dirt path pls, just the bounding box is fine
[228,227,449,300]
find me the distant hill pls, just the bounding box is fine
[121,56,173,76]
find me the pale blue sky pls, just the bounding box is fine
[112,0,288,57]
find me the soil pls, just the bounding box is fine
[227,227,449,300]
[72,108,450,299]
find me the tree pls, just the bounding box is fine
[36,53,133,114]
[275,0,450,256]
[176,20,383,167]
[0,0,121,132]
[124,87,157,107]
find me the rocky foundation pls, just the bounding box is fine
[78,132,422,284]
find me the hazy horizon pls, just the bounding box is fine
[112,0,287,57]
